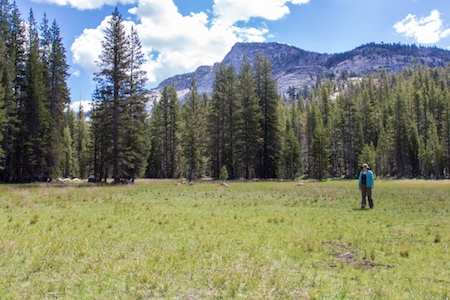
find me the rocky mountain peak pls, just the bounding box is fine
[151,42,450,101]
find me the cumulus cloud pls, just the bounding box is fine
[213,0,309,27]
[70,0,309,86]
[71,24,106,76]
[394,9,450,44]
[71,15,145,79]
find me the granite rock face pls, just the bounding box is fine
[150,42,450,101]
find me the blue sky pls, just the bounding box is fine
[16,0,450,109]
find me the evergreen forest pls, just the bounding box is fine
[2,5,450,183]
[148,59,450,181]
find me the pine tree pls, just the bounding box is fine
[147,85,179,178]
[253,53,281,179]
[441,87,450,176]
[219,164,228,181]
[377,122,394,176]
[146,98,162,178]
[391,75,410,176]
[206,63,239,179]
[61,123,73,178]
[181,79,206,180]
[236,56,261,180]
[310,106,330,181]
[434,67,448,139]
[335,92,362,177]
[93,7,129,183]
[407,118,420,177]
[120,26,149,181]
[0,2,9,174]
[74,104,89,178]
[223,64,239,179]
[412,85,426,139]
[91,8,149,182]
[291,98,306,175]
[39,18,70,178]
[65,108,77,177]
[207,63,238,179]
[358,143,376,175]
[90,84,113,182]
[360,74,380,146]
[420,117,444,178]
[304,93,316,175]
[167,85,180,178]
[319,79,333,127]
[369,73,382,145]
[39,12,51,60]
[379,70,393,129]
[329,99,344,177]
[0,59,5,167]
[19,9,51,181]
[281,115,302,180]
[0,1,25,182]
[157,84,180,178]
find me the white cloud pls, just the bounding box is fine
[33,0,136,10]
[70,0,309,86]
[71,16,140,78]
[71,24,105,76]
[71,69,80,77]
[213,0,309,27]
[394,9,450,44]
[232,25,270,42]
[70,100,92,112]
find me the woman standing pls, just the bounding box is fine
[358,163,374,209]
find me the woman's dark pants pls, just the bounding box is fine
[361,185,374,209]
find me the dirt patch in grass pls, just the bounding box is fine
[290,288,310,300]
[324,242,378,270]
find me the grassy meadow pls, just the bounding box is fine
[0,179,449,299]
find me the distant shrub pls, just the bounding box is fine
[219,165,229,181]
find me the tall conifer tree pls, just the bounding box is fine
[392,75,410,176]
[75,104,89,178]
[19,9,50,181]
[121,26,149,180]
[0,59,5,166]
[146,98,162,178]
[93,7,129,183]
[253,53,281,179]
[0,1,25,181]
[335,92,362,177]
[43,18,70,178]
[181,79,206,180]
[208,63,230,179]
[92,8,148,182]
[90,84,113,181]
[441,87,450,175]
[310,105,330,181]
[223,64,239,179]
[236,56,261,180]
[281,114,302,180]
[147,85,179,178]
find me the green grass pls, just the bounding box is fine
[0,180,449,299]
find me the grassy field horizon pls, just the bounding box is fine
[0,179,449,299]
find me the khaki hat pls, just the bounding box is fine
[362,163,369,168]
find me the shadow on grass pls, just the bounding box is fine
[351,207,373,212]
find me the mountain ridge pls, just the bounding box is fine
[150,42,450,100]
